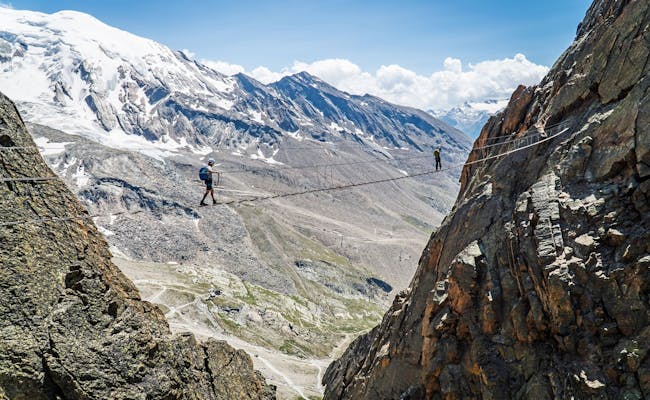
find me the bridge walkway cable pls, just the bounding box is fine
[0,124,571,228]
[0,120,568,182]
[0,119,567,154]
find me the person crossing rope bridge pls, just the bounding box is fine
[199,158,220,206]
[1,122,571,228]
[434,147,442,171]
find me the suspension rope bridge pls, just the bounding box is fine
[0,122,571,228]
[0,120,568,181]
[227,124,569,206]
[0,177,59,183]
[220,120,566,174]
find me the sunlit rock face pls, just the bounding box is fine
[323,0,650,398]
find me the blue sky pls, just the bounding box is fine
[6,0,591,74]
[3,0,593,111]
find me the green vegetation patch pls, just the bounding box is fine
[401,213,434,233]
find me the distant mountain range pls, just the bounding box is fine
[429,99,508,138]
[0,8,470,157]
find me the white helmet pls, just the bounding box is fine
[208,158,215,164]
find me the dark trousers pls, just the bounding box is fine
[201,179,215,204]
[435,158,441,171]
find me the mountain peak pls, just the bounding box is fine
[284,71,334,87]
[0,6,469,153]
[51,9,103,23]
[293,70,318,81]
[273,71,348,98]
[277,70,321,85]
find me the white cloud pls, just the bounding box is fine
[293,59,361,84]
[249,66,285,83]
[201,60,246,76]
[0,1,13,9]
[201,54,549,111]
[443,57,462,73]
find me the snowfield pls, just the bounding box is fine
[0,8,237,155]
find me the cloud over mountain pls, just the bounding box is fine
[202,54,549,111]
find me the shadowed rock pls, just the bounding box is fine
[0,92,275,399]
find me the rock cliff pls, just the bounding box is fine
[0,93,274,399]
[323,0,650,398]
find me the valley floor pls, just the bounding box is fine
[28,124,464,399]
[115,257,370,400]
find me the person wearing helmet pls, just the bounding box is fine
[200,158,219,206]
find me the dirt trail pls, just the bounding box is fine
[118,257,373,400]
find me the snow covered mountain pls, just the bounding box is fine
[0,8,470,156]
[430,99,508,138]
[269,72,466,151]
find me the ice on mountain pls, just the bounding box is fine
[72,162,90,186]
[96,225,116,237]
[0,7,237,145]
[0,7,471,160]
[329,122,344,132]
[249,109,264,124]
[33,136,70,156]
[249,148,284,165]
[192,145,213,156]
[214,98,234,110]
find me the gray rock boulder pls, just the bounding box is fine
[0,92,275,399]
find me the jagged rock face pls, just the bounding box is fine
[323,0,650,399]
[0,94,274,399]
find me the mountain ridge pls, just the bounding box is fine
[0,7,470,157]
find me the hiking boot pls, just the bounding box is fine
[200,202,207,206]
[213,200,217,205]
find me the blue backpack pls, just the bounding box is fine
[199,167,210,181]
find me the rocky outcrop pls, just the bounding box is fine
[0,93,274,399]
[323,0,650,398]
